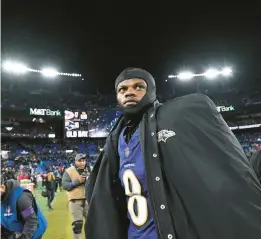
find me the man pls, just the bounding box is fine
[2,167,16,180]
[62,153,89,239]
[1,152,15,180]
[85,67,261,239]
[54,168,62,192]
[1,175,47,239]
[250,149,261,183]
[45,168,56,210]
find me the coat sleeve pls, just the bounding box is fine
[84,149,129,239]
[85,150,104,203]
[62,171,81,191]
[250,150,261,183]
[159,94,261,239]
[172,93,261,188]
[17,191,38,239]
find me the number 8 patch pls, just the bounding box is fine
[122,169,148,226]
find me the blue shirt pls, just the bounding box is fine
[118,127,157,239]
[1,186,47,239]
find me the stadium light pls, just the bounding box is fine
[41,68,59,77]
[203,68,219,79]
[2,60,82,78]
[177,71,194,80]
[168,67,233,80]
[221,67,232,76]
[2,61,28,74]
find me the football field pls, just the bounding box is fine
[34,189,85,239]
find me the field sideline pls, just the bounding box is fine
[34,189,85,239]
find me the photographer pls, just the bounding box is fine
[62,154,88,239]
[1,175,47,239]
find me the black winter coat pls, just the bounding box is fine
[250,150,261,183]
[85,94,261,239]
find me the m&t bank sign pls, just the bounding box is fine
[28,108,62,116]
[217,105,235,112]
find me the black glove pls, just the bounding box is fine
[13,233,27,239]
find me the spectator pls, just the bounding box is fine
[45,169,56,210]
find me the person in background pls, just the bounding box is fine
[54,168,62,192]
[62,154,88,239]
[40,173,45,188]
[1,174,47,239]
[45,169,56,210]
[1,153,16,181]
[31,174,38,189]
[3,167,16,181]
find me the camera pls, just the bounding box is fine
[77,168,89,178]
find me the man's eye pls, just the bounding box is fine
[136,85,145,90]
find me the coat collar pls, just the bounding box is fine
[107,101,161,180]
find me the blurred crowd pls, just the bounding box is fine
[235,132,261,157]
[2,77,261,110]
[1,138,104,179]
[1,131,260,179]
[1,81,118,110]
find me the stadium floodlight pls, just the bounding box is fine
[168,66,233,82]
[2,59,82,78]
[203,68,219,79]
[2,61,28,74]
[168,75,176,79]
[221,67,232,76]
[177,71,195,80]
[41,68,59,77]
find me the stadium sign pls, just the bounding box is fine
[29,108,62,116]
[217,105,235,112]
[66,130,88,138]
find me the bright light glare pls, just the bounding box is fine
[3,61,28,74]
[168,66,233,80]
[168,75,176,78]
[204,69,219,79]
[89,129,108,138]
[41,68,58,77]
[2,60,82,78]
[177,71,194,80]
[221,67,232,76]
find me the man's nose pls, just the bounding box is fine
[125,88,136,97]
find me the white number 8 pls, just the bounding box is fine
[122,169,148,226]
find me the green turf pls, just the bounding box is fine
[34,189,85,239]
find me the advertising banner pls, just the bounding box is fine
[28,108,63,117]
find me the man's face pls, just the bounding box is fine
[75,159,86,169]
[117,79,147,108]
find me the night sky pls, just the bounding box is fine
[2,1,261,95]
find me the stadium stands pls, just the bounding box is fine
[1,76,261,178]
[2,129,260,178]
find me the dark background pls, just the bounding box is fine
[2,1,261,95]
